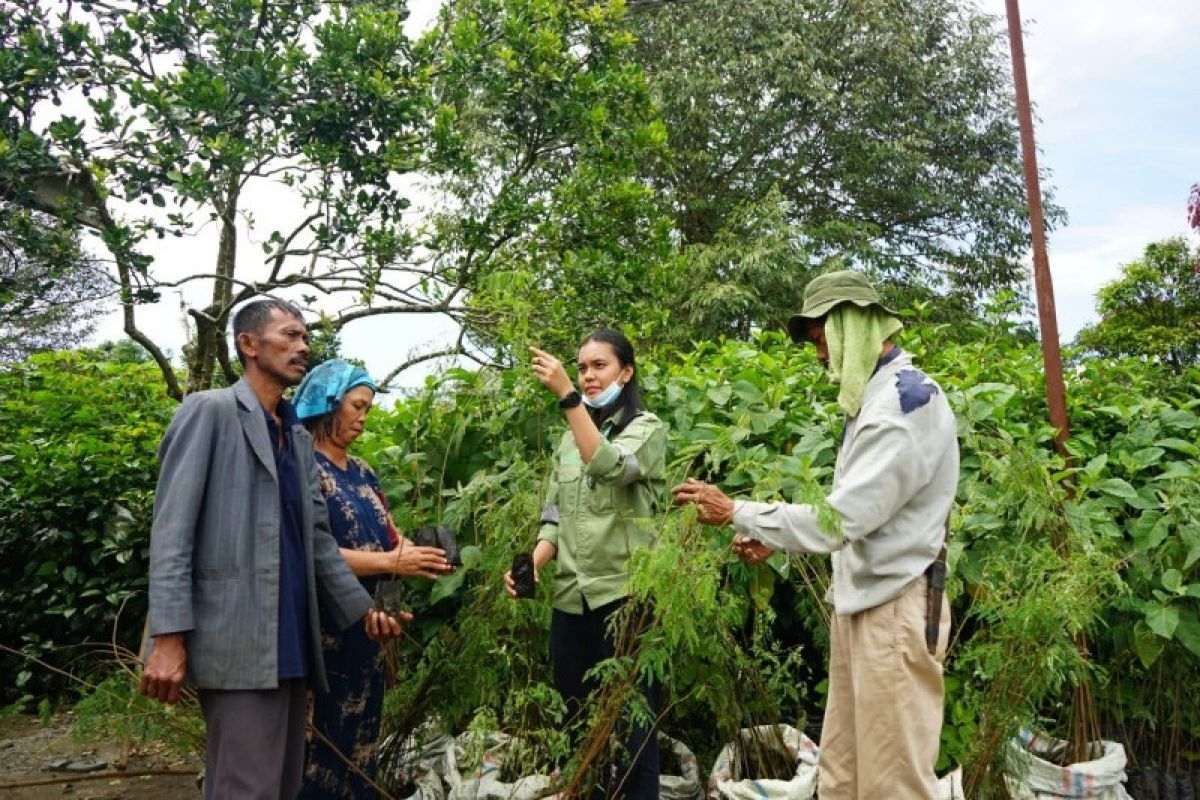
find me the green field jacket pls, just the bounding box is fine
[536,409,668,614]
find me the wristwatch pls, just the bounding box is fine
[558,390,582,409]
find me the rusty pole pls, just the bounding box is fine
[1004,6,1099,764]
[1004,0,1071,454]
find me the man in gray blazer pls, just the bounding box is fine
[139,297,407,799]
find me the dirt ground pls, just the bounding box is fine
[0,714,201,799]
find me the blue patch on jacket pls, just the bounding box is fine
[896,369,938,414]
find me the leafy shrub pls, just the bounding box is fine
[361,313,1200,782]
[6,307,1198,783]
[0,350,175,699]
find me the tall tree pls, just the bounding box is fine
[628,0,1058,339]
[2,0,431,397]
[2,0,676,393]
[1075,238,1200,370]
[416,0,673,365]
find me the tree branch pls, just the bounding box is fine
[376,341,465,392]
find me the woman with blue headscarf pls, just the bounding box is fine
[294,360,452,799]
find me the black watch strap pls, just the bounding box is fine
[558,390,582,409]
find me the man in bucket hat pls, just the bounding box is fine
[673,270,958,799]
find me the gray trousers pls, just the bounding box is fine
[199,679,308,800]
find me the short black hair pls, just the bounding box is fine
[302,411,339,443]
[231,297,305,366]
[581,327,646,434]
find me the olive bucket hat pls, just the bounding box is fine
[786,270,898,343]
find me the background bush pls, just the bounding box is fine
[0,350,174,700]
[4,312,1198,785]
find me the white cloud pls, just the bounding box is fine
[972,0,1199,342]
[977,0,1200,107]
[1046,203,1193,338]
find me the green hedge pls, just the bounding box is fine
[0,351,175,700]
[5,317,1199,781]
[354,318,1200,778]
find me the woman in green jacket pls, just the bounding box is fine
[506,328,668,799]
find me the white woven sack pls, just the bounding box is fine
[659,733,705,800]
[1005,731,1133,800]
[387,731,453,800]
[937,767,965,800]
[707,725,819,800]
[445,731,556,800]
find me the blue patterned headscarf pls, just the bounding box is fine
[292,359,377,421]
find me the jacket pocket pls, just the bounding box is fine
[588,488,614,514]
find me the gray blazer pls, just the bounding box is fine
[147,378,372,691]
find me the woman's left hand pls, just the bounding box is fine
[530,347,573,399]
[391,543,453,580]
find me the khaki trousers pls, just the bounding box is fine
[818,577,951,800]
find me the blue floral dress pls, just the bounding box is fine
[300,453,398,799]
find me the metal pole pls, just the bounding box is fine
[1004,9,1099,767]
[1004,0,1071,453]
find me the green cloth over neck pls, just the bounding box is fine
[825,304,903,417]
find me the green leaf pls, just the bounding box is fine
[1161,569,1183,593]
[1155,437,1199,456]
[459,544,483,569]
[1096,478,1139,501]
[705,385,731,406]
[1159,409,1199,430]
[730,380,762,404]
[1130,512,1170,551]
[428,569,467,605]
[1134,621,1166,667]
[1175,609,1200,658]
[1145,603,1180,639]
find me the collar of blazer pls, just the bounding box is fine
[233,378,280,482]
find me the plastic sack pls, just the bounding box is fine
[444,731,556,800]
[384,730,454,800]
[707,725,819,800]
[937,767,965,800]
[1005,731,1133,800]
[659,733,704,800]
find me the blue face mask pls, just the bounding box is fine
[582,381,623,409]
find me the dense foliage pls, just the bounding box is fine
[0,209,110,361]
[4,0,1196,788]
[4,0,1062,394]
[1075,237,1200,370]
[627,0,1054,341]
[0,351,175,698]
[343,311,1199,787]
[0,0,674,393]
[416,0,674,366]
[4,310,1199,789]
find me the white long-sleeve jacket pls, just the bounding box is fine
[732,349,959,615]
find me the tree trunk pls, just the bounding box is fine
[185,177,241,394]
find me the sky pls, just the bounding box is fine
[975,0,1200,333]
[86,0,1200,388]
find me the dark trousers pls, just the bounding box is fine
[199,678,308,800]
[550,599,660,800]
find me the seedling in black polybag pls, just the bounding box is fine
[510,553,536,598]
[374,579,406,614]
[411,524,462,566]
